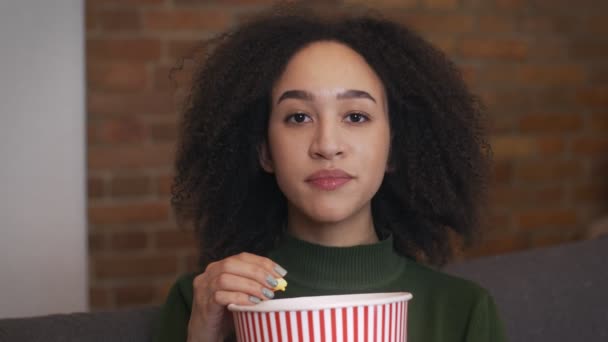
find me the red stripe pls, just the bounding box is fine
[298,311,310,342]
[236,315,242,341]
[342,308,348,341]
[286,312,293,342]
[374,306,378,342]
[275,312,283,342]
[389,303,393,341]
[363,306,368,342]
[354,307,358,342]
[258,313,265,341]
[320,310,326,342]
[331,308,337,342]
[245,312,252,342]
[379,305,386,341]
[264,313,273,342]
[353,306,359,342]
[308,311,314,342]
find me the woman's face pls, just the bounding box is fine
[261,41,391,224]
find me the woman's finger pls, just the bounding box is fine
[212,290,262,306]
[206,256,285,291]
[209,273,275,301]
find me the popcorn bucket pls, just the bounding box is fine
[228,292,413,342]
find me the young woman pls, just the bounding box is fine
[155,4,505,342]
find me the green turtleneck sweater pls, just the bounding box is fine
[154,235,507,341]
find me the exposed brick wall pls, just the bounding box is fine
[86,0,608,309]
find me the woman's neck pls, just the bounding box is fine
[285,203,379,247]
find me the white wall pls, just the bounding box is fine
[0,0,87,318]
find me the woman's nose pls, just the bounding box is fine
[308,120,344,160]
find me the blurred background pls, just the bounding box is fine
[1,0,607,317]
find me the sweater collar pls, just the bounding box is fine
[269,233,406,291]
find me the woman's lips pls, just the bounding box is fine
[305,169,353,191]
[307,177,352,190]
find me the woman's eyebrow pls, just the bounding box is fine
[277,89,377,104]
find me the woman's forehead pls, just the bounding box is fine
[271,41,386,102]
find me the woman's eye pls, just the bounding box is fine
[286,113,312,124]
[345,112,369,123]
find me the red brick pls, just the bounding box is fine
[526,39,569,61]
[576,87,608,108]
[89,232,106,253]
[143,9,232,31]
[519,113,583,133]
[464,236,529,258]
[88,176,105,198]
[110,175,151,197]
[153,66,188,90]
[589,113,608,132]
[590,159,608,178]
[88,201,170,224]
[344,0,417,8]
[88,143,175,170]
[155,230,197,249]
[94,255,177,279]
[458,38,527,61]
[87,62,148,92]
[490,136,536,160]
[95,118,148,144]
[394,14,475,34]
[425,35,457,55]
[422,0,459,10]
[88,91,175,117]
[515,160,582,182]
[87,39,161,62]
[519,65,586,86]
[572,137,608,156]
[535,137,565,156]
[574,182,608,203]
[570,41,608,60]
[110,231,149,250]
[492,161,513,183]
[149,121,178,142]
[88,0,164,7]
[494,0,526,10]
[89,287,112,309]
[99,9,141,32]
[517,209,578,230]
[490,185,564,207]
[157,173,174,196]
[86,9,100,32]
[174,0,278,4]
[166,40,203,61]
[520,16,577,34]
[478,15,517,33]
[584,16,608,34]
[114,285,157,306]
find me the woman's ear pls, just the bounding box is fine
[257,142,274,173]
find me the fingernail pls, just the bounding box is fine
[274,264,287,277]
[266,275,279,288]
[262,288,274,299]
[249,296,261,304]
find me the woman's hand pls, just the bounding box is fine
[187,252,287,342]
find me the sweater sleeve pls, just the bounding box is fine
[463,290,508,342]
[154,275,194,342]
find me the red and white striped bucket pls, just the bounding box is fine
[228,292,413,342]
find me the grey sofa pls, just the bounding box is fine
[1,238,607,342]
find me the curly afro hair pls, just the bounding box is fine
[171,3,492,270]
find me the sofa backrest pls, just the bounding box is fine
[1,238,606,342]
[444,237,608,342]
